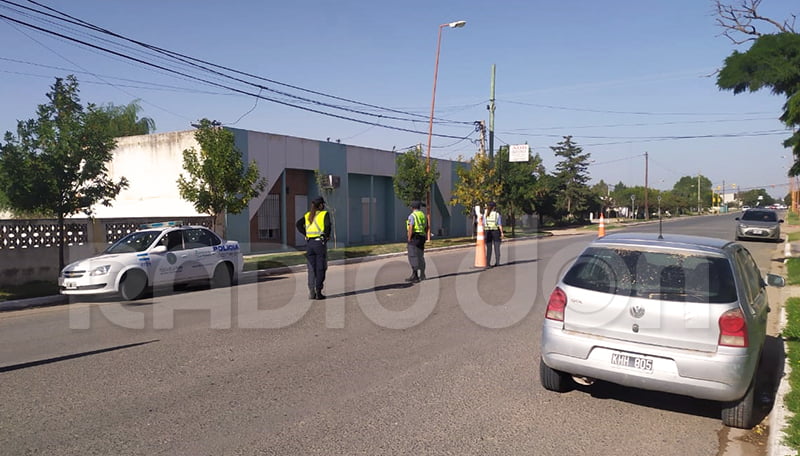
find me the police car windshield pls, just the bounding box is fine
[104,230,160,254]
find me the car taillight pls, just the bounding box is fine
[718,308,748,347]
[546,287,567,321]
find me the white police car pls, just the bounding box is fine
[59,221,243,300]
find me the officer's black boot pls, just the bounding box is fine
[405,271,419,283]
[418,269,426,281]
[315,288,326,300]
[309,287,316,300]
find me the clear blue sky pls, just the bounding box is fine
[0,0,796,198]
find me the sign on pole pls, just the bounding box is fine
[509,144,529,162]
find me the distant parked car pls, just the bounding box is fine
[59,221,243,300]
[735,209,783,242]
[539,232,784,428]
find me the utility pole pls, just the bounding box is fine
[697,173,701,213]
[476,121,487,155]
[487,64,496,160]
[722,180,726,212]
[644,152,649,220]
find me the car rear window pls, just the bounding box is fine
[563,247,737,303]
[741,210,777,222]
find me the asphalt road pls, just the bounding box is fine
[0,214,784,455]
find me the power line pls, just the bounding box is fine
[497,99,774,116]
[0,8,475,140]
[5,0,473,127]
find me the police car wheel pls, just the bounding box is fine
[211,264,232,288]
[120,270,148,300]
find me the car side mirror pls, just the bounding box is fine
[765,273,785,288]
[735,217,740,221]
[780,219,784,223]
[151,245,167,254]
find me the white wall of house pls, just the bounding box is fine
[93,131,204,218]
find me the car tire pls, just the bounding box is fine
[539,358,573,392]
[211,263,233,289]
[120,270,148,301]
[721,375,757,429]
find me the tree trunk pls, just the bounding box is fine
[214,212,226,238]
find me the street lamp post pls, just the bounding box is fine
[425,20,466,241]
[631,195,636,219]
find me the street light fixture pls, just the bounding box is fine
[425,20,466,241]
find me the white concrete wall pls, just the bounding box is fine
[94,131,203,218]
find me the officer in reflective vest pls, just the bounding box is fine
[405,200,428,283]
[296,196,332,299]
[484,201,504,267]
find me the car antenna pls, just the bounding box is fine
[658,196,664,240]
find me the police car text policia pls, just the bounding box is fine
[59,221,243,300]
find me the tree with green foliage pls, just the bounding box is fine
[451,151,499,227]
[715,1,800,174]
[739,188,776,207]
[592,180,615,216]
[718,33,800,173]
[531,173,559,228]
[0,75,129,269]
[552,136,593,221]
[93,100,156,137]
[393,146,440,206]
[493,145,543,235]
[177,118,267,237]
[656,190,681,217]
[672,175,712,212]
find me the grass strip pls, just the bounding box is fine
[787,258,800,286]
[787,211,800,226]
[245,236,486,271]
[783,298,800,450]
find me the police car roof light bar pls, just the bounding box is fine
[139,220,184,229]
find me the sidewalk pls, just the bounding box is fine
[768,227,799,456]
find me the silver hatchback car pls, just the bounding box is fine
[540,232,784,429]
[735,209,783,242]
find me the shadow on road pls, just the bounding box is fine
[0,340,158,373]
[550,334,785,425]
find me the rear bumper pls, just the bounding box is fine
[737,226,779,240]
[540,321,756,402]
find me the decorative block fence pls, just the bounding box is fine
[0,217,212,287]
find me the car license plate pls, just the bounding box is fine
[610,352,653,372]
[64,281,77,289]
[751,229,764,235]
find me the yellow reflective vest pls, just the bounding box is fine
[485,211,500,230]
[304,210,327,238]
[407,210,427,235]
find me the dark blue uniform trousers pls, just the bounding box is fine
[306,238,327,291]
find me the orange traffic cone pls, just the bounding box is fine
[475,215,487,268]
[598,213,606,237]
